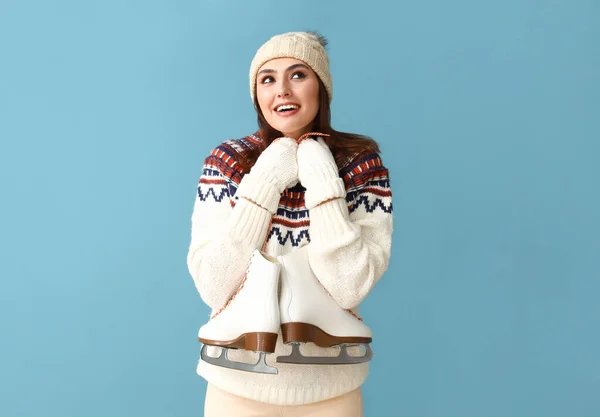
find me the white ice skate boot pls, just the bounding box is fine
[198,249,280,374]
[276,245,373,365]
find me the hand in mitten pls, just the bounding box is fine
[297,137,346,209]
[236,137,298,213]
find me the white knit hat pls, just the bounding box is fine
[249,31,333,104]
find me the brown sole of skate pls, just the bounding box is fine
[198,332,278,353]
[281,322,372,348]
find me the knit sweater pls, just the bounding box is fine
[186,133,393,405]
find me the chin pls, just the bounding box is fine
[278,126,302,135]
[273,121,311,135]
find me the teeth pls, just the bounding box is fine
[277,104,299,112]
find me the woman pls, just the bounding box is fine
[187,31,393,416]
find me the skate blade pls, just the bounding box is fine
[200,344,278,374]
[276,342,373,365]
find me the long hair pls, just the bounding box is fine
[237,77,380,173]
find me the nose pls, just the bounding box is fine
[277,79,291,98]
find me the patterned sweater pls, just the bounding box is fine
[186,133,393,405]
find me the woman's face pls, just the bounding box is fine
[256,57,320,139]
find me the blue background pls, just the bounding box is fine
[1,0,599,416]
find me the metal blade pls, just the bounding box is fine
[201,345,278,374]
[276,343,374,365]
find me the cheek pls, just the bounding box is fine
[306,84,320,115]
[256,91,268,114]
[256,88,271,114]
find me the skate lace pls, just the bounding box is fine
[209,215,275,321]
[346,309,363,321]
[209,254,254,320]
[296,132,330,143]
[297,133,361,321]
[205,189,363,323]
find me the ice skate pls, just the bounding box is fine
[275,245,373,365]
[198,249,280,374]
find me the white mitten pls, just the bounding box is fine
[236,137,298,213]
[297,137,346,209]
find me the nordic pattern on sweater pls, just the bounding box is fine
[197,135,393,249]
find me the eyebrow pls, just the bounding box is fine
[258,63,310,76]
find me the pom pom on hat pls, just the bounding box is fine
[249,31,333,104]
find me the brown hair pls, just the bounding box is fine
[237,77,380,173]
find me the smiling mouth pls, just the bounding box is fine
[275,104,300,113]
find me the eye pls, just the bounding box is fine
[260,75,275,84]
[291,71,307,80]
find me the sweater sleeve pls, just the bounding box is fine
[186,143,273,310]
[306,152,394,309]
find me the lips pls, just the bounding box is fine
[274,103,300,113]
[274,103,300,119]
[276,109,299,118]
